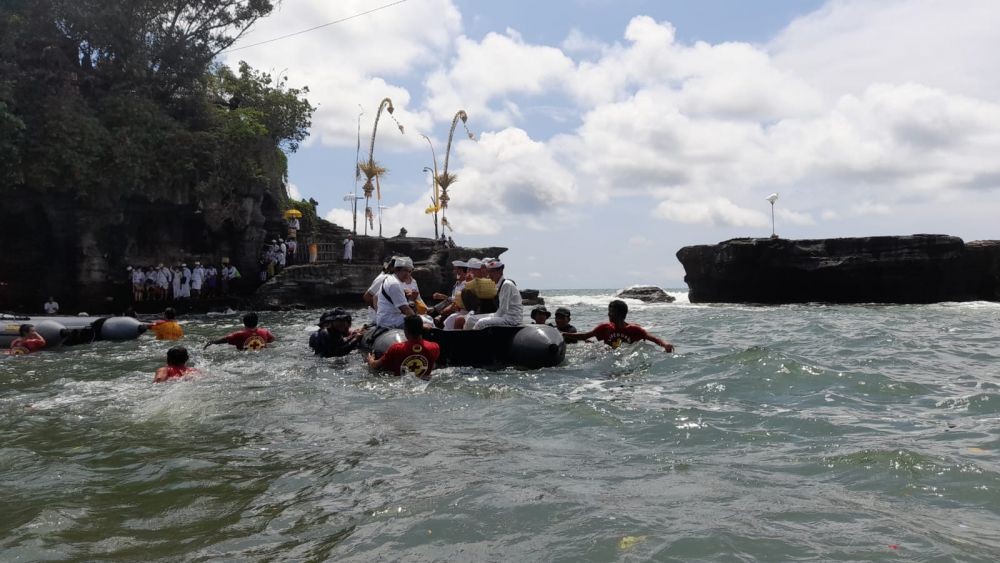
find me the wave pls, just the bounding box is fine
[543,290,690,307]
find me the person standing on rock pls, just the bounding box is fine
[191,262,205,299]
[178,264,192,299]
[130,266,144,302]
[343,234,354,263]
[286,238,297,266]
[43,296,59,315]
[565,300,673,352]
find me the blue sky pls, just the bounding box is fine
[228,0,1000,289]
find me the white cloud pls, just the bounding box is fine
[444,128,577,234]
[228,0,460,149]
[286,182,302,200]
[269,1,1000,238]
[653,197,768,228]
[770,0,1000,102]
[627,235,654,247]
[851,200,892,216]
[424,29,576,128]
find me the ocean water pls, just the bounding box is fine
[2,289,1000,561]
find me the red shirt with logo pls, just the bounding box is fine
[380,339,441,379]
[591,322,649,349]
[9,336,46,355]
[223,327,275,350]
[160,366,196,381]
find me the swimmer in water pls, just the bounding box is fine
[8,324,46,355]
[147,307,183,340]
[153,346,197,382]
[204,312,275,351]
[564,299,674,352]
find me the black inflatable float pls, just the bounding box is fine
[365,324,566,369]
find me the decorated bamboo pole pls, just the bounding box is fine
[420,134,440,239]
[436,110,473,231]
[360,98,394,236]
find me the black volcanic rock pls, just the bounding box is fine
[617,285,676,303]
[677,235,1000,304]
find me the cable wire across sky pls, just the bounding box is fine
[222,0,411,54]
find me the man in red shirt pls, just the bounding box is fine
[154,346,198,382]
[8,324,46,355]
[204,312,275,351]
[565,300,674,352]
[367,315,440,380]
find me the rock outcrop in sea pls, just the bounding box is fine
[616,285,676,303]
[677,234,1000,304]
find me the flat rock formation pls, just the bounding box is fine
[617,285,676,303]
[254,242,508,309]
[677,235,1000,304]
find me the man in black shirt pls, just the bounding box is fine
[309,308,362,357]
[550,307,577,334]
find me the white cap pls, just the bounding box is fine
[466,258,482,269]
[394,256,414,269]
[452,260,468,268]
[488,260,504,269]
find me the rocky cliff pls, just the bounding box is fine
[0,170,289,315]
[677,235,1000,304]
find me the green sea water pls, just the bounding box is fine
[2,290,1000,561]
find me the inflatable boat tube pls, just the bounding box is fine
[360,324,566,369]
[0,314,144,348]
[98,316,147,342]
[426,325,565,369]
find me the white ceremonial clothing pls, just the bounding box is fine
[375,274,409,329]
[191,266,205,290]
[44,301,59,314]
[343,238,354,260]
[473,278,523,329]
[365,272,389,324]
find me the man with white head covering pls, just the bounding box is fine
[363,257,396,325]
[178,263,192,299]
[469,260,523,329]
[191,261,205,298]
[375,256,417,329]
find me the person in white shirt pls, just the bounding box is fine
[178,264,192,299]
[286,238,297,265]
[274,240,286,271]
[130,267,144,301]
[363,258,395,326]
[375,257,416,329]
[171,265,182,299]
[190,262,205,298]
[343,234,354,263]
[443,289,480,330]
[469,261,523,329]
[222,263,240,294]
[43,297,59,315]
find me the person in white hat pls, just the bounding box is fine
[363,257,396,325]
[191,261,205,298]
[178,263,192,299]
[130,266,145,302]
[468,260,523,330]
[343,234,355,263]
[375,256,417,329]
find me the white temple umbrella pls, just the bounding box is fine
[765,193,779,237]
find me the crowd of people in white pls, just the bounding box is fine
[129,262,241,302]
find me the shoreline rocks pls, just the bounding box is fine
[677,234,1000,304]
[616,286,676,303]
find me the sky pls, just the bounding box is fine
[223,0,1000,289]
